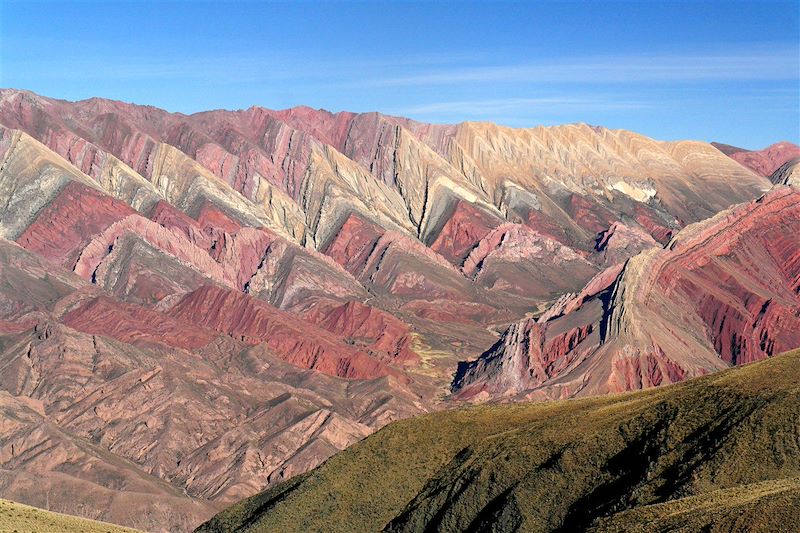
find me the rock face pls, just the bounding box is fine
[428,200,503,265]
[0,89,788,532]
[770,157,800,187]
[593,221,659,265]
[169,285,397,379]
[453,187,800,400]
[15,181,137,268]
[0,90,770,258]
[462,223,600,299]
[713,141,800,177]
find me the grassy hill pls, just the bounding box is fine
[197,349,800,533]
[0,499,140,533]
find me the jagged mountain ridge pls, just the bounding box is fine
[452,186,800,401]
[0,88,790,531]
[770,157,800,187]
[0,89,770,252]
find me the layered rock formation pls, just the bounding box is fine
[1,89,770,260]
[0,238,425,531]
[713,140,800,177]
[0,88,788,531]
[770,157,800,187]
[453,187,800,400]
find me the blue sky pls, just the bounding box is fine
[0,0,798,148]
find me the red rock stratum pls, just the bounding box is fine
[453,187,800,401]
[0,88,792,532]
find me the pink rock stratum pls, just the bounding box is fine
[0,89,795,532]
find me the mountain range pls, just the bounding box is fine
[0,88,797,531]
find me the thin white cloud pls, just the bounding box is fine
[3,51,491,83]
[10,45,798,88]
[394,97,648,116]
[366,48,800,87]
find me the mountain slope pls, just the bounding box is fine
[1,89,770,255]
[0,234,424,531]
[713,141,800,177]
[196,349,800,533]
[0,89,772,314]
[452,186,800,400]
[591,478,800,533]
[0,499,141,533]
[0,88,787,531]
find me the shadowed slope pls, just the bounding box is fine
[770,157,800,187]
[196,349,800,533]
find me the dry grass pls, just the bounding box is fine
[198,349,800,533]
[592,477,800,532]
[0,499,140,533]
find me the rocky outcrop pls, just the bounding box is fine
[594,221,659,265]
[453,187,800,400]
[770,157,800,187]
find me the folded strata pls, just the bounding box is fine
[713,140,800,177]
[0,88,794,532]
[453,186,800,400]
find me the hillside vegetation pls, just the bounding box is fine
[0,499,140,533]
[197,349,800,533]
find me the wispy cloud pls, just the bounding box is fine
[1,51,489,84]
[9,45,798,89]
[366,47,800,87]
[394,97,648,116]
